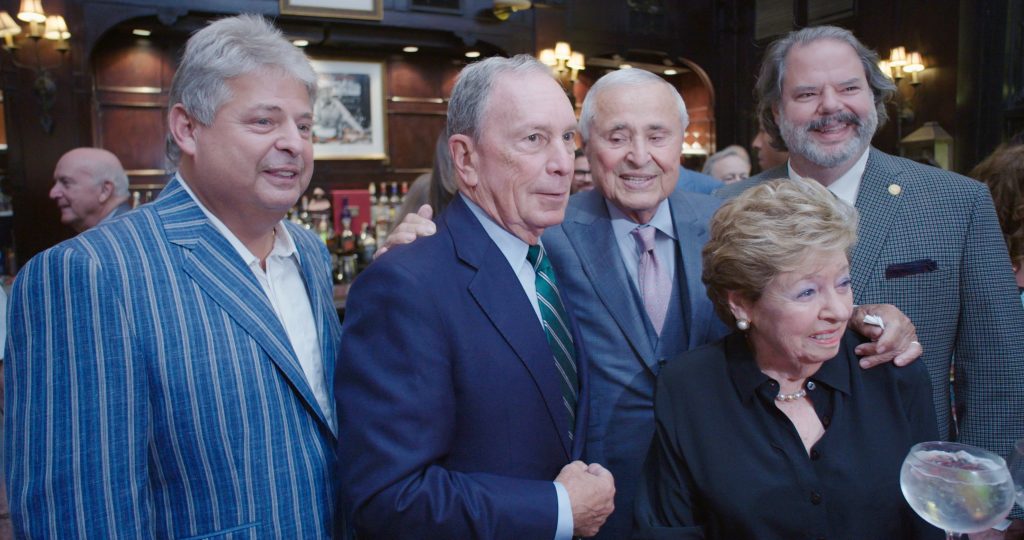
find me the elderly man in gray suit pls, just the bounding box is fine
[718,26,1024,519]
[388,66,921,538]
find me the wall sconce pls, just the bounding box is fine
[538,41,585,99]
[879,46,926,86]
[0,0,72,134]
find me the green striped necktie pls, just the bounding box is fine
[527,243,579,440]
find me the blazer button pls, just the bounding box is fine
[810,491,823,505]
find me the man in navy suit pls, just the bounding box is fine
[6,15,341,538]
[337,55,615,539]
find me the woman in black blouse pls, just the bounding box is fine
[633,178,941,540]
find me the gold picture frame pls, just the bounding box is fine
[310,58,388,161]
[280,0,383,21]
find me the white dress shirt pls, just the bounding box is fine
[178,176,335,433]
[788,146,870,206]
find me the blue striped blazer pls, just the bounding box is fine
[4,179,341,538]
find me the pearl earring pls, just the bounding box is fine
[736,318,750,330]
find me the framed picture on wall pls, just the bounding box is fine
[280,0,383,20]
[309,59,387,161]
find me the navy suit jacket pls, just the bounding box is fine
[5,179,341,538]
[542,186,728,537]
[718,148,1024,459]
[337,196,589,539]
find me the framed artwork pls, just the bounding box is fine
[310,59,387,161]
[280,0,383,20]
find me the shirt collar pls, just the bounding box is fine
[606,197,676,241]
[460,193,530,269]
[727,331,854,404]
[176,173,297,266]
[787,146,870,206]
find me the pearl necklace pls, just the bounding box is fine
[775,382,811,402]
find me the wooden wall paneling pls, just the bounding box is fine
[387,102,447,171]
[92,21,178,206]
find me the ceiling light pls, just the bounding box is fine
[132,28,151,37]
[664,69,677,75]
[292,39,309,47]
[465,51,481,58]
[619,63,632,70]
[403,46,418,53]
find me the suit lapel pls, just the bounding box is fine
[850,149,907,303]
[668,191,714,350]
[562,191,656,366]
[447,197,573,458]
[158,180,334,435]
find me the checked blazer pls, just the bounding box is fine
[718,148,1024,459]
[4,178,342,539]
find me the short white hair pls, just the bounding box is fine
[579,68,688,142]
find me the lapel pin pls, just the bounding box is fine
[887,184,902,196]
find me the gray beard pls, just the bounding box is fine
[779,108,877,169]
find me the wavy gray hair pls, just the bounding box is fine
[165,14,317,164]
[756,25,896,151]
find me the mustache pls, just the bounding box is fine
[806,112,862,131]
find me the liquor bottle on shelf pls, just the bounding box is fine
[389,181,399,206]
[400,181,409,204]
[316,215,333,246]
[367,181,378,226]
[131,191,142,208]
[358,222,376,268]
[339,212,356,257]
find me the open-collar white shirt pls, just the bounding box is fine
[787,146,870,206]
[177,174,335,434]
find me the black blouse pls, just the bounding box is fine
[633,331,942,540]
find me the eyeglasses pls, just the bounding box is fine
[573,169,591,178]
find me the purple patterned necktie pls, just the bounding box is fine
[632,225,669,335]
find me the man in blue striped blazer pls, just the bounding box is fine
[4,15,342,538]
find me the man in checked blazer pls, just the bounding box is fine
[719,25,1024,484]
[4,15,342,538]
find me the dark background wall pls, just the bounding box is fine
[1,0,1021,264]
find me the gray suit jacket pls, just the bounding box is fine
[718,148,1024,458]
[543,186,728,538]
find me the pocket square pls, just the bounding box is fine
[885,259,938,279]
